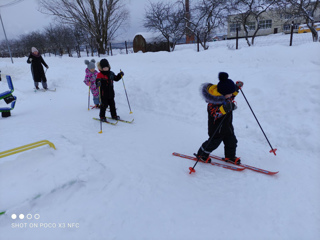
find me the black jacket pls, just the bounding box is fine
[27,53,48,82]
[96,71,121,101]
[201,83,238,137]
[207,104,234,137]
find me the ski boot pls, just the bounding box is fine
[195,147,211,163]
[223,157,241,165]
[197,155,211,163]
[100,117,107,122]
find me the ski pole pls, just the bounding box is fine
[120,70,133,114]
[98,85,103,134]
[239,88,277,155]
[88,85,91,110]
[98,120,102,134]
[189,114,227,174]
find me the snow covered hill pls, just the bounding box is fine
[0,33,320,240]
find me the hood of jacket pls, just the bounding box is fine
[201,83,226,104]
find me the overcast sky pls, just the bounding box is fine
[0,0,155,42]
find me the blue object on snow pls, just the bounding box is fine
[0,75,17,113]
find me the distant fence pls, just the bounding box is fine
[224,31,318,50]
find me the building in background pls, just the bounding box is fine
[227,6,320,39]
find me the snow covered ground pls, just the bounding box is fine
[0,32,320,240]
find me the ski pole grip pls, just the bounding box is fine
[236,81,243,90]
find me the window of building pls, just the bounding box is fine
[283,24,291,31]
[246,22,256,31]
[283,23,300,31]
[280,13,293,19]
[259,20,272,29]
[230,23,241,32]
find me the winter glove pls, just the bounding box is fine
[117,71,124,78]
[236,81,243,90]
[219,102,237,115]
[96,79,101,87]
[46,66,49,69]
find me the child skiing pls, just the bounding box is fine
[84,59,99,108]
[195,72,243,165]
[96,58,124,121]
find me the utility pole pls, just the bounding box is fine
[0,13,13,63]
[0,0,24,63]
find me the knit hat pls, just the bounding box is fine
[217,72,236,95]
[31,47,38,52]
[100,59,110,69]
[85,59,96,70]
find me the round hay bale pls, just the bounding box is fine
[133,34,147,53]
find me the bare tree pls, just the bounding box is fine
[44,24,76,55]
[38,0,129,54]
[187,0,229,50]
[230,0,277,46]
[71,24,87,57]
[276,0,319,42]
[0,39,15,57]
[18,31,47,53]
[143,1,186,51]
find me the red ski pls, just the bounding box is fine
[209,154,279,175]
[172,152,245,171]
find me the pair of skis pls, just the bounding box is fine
[34,88,56,92]
[90,105,100,109]
[172,152,278,175]
[93,117,134,125]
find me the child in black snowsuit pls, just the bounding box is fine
[96,59,124,121]
[196,72,243,165]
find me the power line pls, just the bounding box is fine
[0,0,24,8]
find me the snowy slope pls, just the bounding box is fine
[0,33,320,240]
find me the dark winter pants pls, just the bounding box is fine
[198,133,238,159]
[34,81,47,89]
[99,98,117,119]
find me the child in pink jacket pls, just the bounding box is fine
[84,59,99,107]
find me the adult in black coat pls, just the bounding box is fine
[27,47,49,90]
